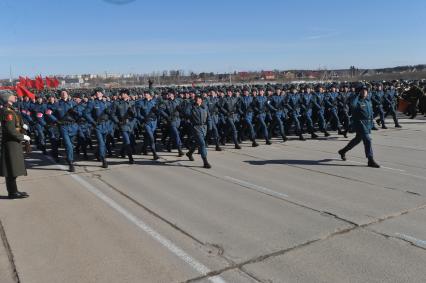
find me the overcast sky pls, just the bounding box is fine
[1,0,425,78]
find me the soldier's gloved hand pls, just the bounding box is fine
[23,124,29,131]
[23,135,31,142]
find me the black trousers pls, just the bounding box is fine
[5,177,18,195]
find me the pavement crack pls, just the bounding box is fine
[0,219,21,283]
[86,170,206,247]
[367,229,426,251]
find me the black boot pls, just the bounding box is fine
[235,144,241,149]
[202,157,211,169]
[368,158,380,168]
[252,141,259,147]
[324,131,330,137]
[395,124,402,128]
[282,135,288,142]
[343,131,348,138]
[265,139,272,145]
[153,153,159,160]
[299,134,306,141]
[101,158,108,169]
[69,163,76,172]
[311,132,319,139]
[215,144,222,151]
[186,152,194,161]
[338,149,347,161]
[178,148,184,157]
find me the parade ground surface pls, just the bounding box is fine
[1,115,426,283]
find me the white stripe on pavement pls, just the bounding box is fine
[395,233,426,248]
[224,176,289,199]
[49,158,227,283]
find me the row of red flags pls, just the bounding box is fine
[19,76,60,90]
[0,76,60,100]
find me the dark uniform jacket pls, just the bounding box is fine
[0,106,27,177]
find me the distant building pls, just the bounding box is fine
[262,71,275,80]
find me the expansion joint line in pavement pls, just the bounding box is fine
[0,219,20,283]
[183,203,426,283]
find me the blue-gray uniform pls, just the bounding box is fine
[74,101,91,158]
[337,91,350,137]
[339,93,376,164]
[113,98,136,162]
[29,101,47,153]
[52,99,79,165]
[324,90,343,132]
[220,95,240,148]
[383,87,401,127]
[253,94,271,144]
[205,95,222,150]
[286,91,305,140]
[137,98,159,159]
[186,100,212,168]
[85,98,114,166]
[160,97,184,155]
[238,94,257,144]
[44,101,60,160]
[371,89,387,128]
[312,91,329,136]
[300,91,317,137]
[268,92,288,141]
[17,99,33,131]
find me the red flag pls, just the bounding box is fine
[35,76,44,91]
[25,77,33,88]
[19,76,26,86]
[53,77,60,88]
[16,85,35,100]
[45,77,52,88]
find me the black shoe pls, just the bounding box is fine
[265,140,272,145]
[324,131,330,137]
[202,158,211,169]
[102,159,108,169]
[376,119,381,126]
[128,156,134,164]
[372,127,378,131]
[178,150,184,157]
[235,144,241,149]
[368,158,380,168]
[215,145,222,151]
[153,154,159,160]
[382,125,388,129]
[282,136,288,142]
[338,150,347,161]
[252,141,259,147]
[343,131,348,138]
[311,133,319,139]
[8,191,29,199]
[203,162,212,169]
[69,163,75,172]
[186,152,194,161]
[299,135,306,141]
[395,124,402,128]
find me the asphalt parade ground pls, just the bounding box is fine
[1,116,426,283]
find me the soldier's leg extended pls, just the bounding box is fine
[257,114,270,144]
[226,117,240,149]
[144,121,159,160]
[170,120,184,156]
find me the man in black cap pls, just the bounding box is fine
[0,90,30,199]
[338,84,380,168]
